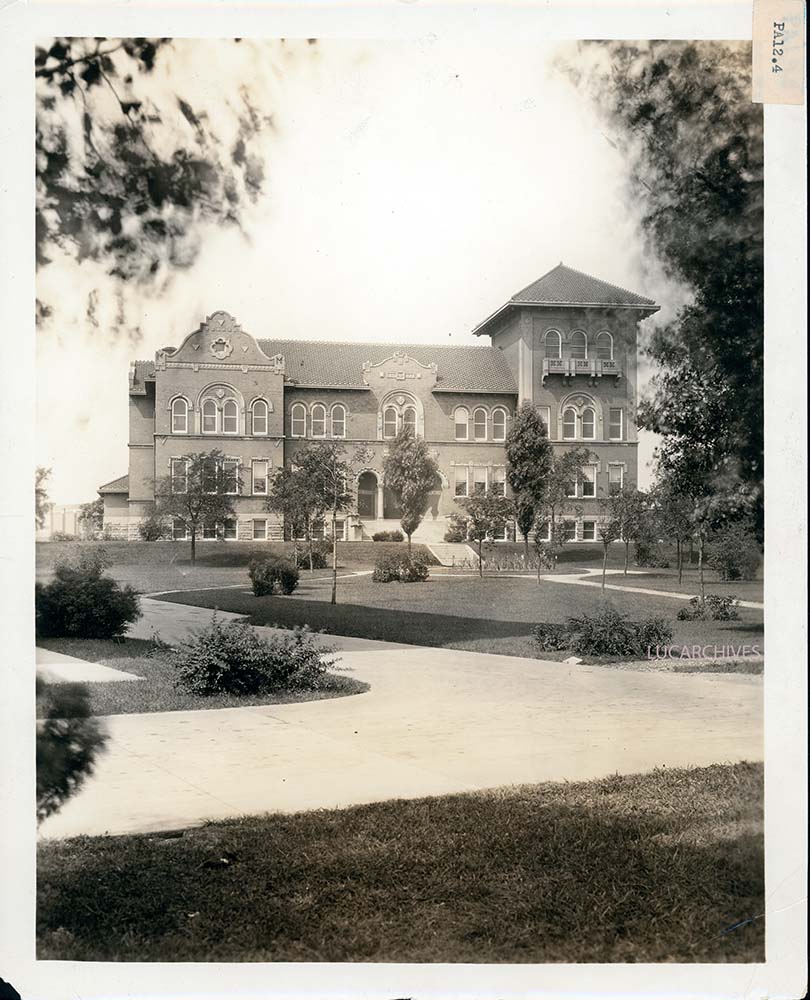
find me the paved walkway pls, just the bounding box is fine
[38,597,763,841]
[36,648,144,684]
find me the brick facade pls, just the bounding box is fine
[102,265,658,543]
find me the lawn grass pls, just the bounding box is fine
[37,761,764,963]
[35,637,369,716]
[157,575,764,667]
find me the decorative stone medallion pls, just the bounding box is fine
[210,337,233,361]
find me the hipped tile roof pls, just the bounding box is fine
[98,474,129,494]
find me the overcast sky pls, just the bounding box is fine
[37,38,688,505]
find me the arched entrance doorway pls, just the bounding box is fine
[357,471,378,519]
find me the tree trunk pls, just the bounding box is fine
[330,509,338,605]
[407,532,412,555]
[190,527,196,566]
[477,539,483,578]
[624,540,629,576]
[524,534,530,562]
[676,538,682,584]
[698,531,705,603]
[308,526,314,573]
[602,543,608,592]
[689,537,694,563]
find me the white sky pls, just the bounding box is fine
[37,38,688,504]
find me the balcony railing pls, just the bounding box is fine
[542,358,622,381]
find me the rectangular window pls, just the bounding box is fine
[252,460,269,496]
[608,465,624,496]
[581,520,596,542]
[311,521,325,541]
[223,458,239,495]
[536,520,551,543]
[537,406,551,437]
[472,466,487,494]
[170,458,188,495]
[609,408,624,440]
[202,523,218,540]
[172,519,187,541]
[223,519,237,541]
[454,466,468,498]
[581,465,596,498]
[491,466,506,496]
[203,457,218,494]
[491,522,508,541]
[565,477,578,499]
[252,519,267,541]
[563,520,577,543]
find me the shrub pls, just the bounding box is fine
[677,594,741,621]
[371,552,429,583]
[171,616,338,695]
[249,556,300,596]
[531,622,570,651]
[35,550,141,639]
[36,677,108,823]
[138,514,171,541]
[443,515,468,543]
[294,541,329,570]
[532,608,674,657]
[707,525,761,581]
[50,531,78,542]
[634,542,671,568]
[372,530,405,542]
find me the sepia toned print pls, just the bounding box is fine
[34,36,764,964]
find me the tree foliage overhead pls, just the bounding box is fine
[570,41,763,509]
[36,37,278,303]
[505,402,554,552]
[382,428,441,551]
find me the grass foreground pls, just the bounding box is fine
[36,637,369,716]
[37,762,764,964]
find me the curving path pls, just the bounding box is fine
[38,598,763,840]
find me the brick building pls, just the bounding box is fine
[99,264,658,543]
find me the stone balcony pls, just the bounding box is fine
[541,358,622,383]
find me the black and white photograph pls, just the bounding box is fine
[0,2,806,998]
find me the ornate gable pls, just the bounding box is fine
[156,311,285,374]
[361,350,438,389]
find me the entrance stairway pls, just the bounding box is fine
[358,518,448,544]
[425,542,478,567]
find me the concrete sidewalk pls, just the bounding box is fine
[38,597,763,841]
[36,647,144,684]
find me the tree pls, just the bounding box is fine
[35,37,305,324]
[596,512,622,593]
[79,497,105,536]
[569,42,763,532]
[265,466,317,569]
[459,492,514,577]
[35,466,52,529]
[153,449,241,565]
[601,488,649,576]
[292,443,371,604]
[649,478,693,583]
[382,428,441,553]
[532,447,591,578]
[505,402,554,559]
[36,677,108,823]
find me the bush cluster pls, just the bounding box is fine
[170,617,338,695]
[249,555,300,596]
[532,607,673,658]
[372,552,430,583]
[138,514,171,541]
[35,549,141,639]
[294,541,330,570]
[633,542,671,568]
[371,530,404,542]
[677,594,740,621]
[707,525,761,581]
[443,515,468,543]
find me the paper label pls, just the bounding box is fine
[752,0,806,105]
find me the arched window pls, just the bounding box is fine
[570,331,588,360]
[562,408,577,440]
[222,399,238,434]
[545,330,561,360]
[596,332,613,360]
[331,404,346,438]
[311,403,327,438]
[492,407,507,441]
[290,403,306,437]
[252,399,268,436]
[454,407,469,441]
[383,406,398,439]
[473,407,488,441]
[201,399,217,434]
[402,406,417,435]
[171,397,188,434]
[581,407,596,440]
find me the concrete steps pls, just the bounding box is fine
[426,542,478,567]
